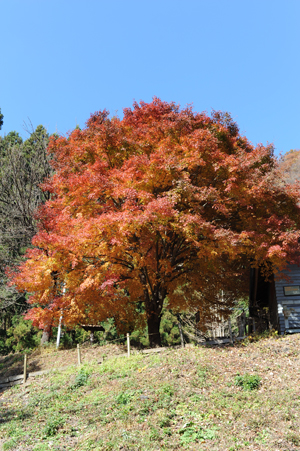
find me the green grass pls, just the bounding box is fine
[1,336,300,450]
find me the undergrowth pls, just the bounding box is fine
[1,335,300,450]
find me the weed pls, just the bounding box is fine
[161,383,174,396]
[121,429,131,440]
[149,426,160,440]
[69,367,90,390]
[255,429,269,444]
[179,422,216,445]
[108,369,128,380]
[234,373,261,390]
[159,417,171,427]
[189,393,203,403]
[3,439,17,451]
[33,444,54,451]
[116,391,134,405]
[138,402,152,418]
[197,366,208,381]
[43,415,65,437]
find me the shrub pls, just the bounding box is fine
[69,368,90,390]
[234,373,261,390]
[43,416,65,437]
[5,316,41,352]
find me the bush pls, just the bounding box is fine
[5,316,41,352]
[160,310,181,347]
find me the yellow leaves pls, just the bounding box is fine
[39,290,52,305]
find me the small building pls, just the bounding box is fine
[249,264,300,334]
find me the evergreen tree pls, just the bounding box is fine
[0,125,52,351]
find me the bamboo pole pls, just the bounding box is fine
[56,313,63,349]
[56,285,66,348]
[23,353,27,383]
[127,333,130,357]
[77,343,81,365]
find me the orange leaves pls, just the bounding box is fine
[10,99,300,335]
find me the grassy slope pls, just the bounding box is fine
[1,335,300,451]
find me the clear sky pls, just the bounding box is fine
[1,0,299,155]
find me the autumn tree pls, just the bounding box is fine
[278,149,300,185]
[12,99,300,346]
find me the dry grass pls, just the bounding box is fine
[1,334,300,450]
[0,343,125,378]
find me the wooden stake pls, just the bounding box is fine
[77,343,81,365]
[127,333,130,357]
[228,317,233,344]
[23,353,27,383]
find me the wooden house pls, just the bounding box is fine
[249,264,300,334]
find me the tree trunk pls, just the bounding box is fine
[147,311,162,347]
[141,271,165,347]
[177,314,185,348]
[41,329,50,345]
[90,331,94,343]
[41,325,52,345]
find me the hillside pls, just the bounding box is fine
[1,334,300,450]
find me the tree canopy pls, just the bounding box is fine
[279,149,300,185]
[0,125,51,348]
[12,99,300,346]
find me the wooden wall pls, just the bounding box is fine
[275,264,300,334]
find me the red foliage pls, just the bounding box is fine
[11,98,300,346]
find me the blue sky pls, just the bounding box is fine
[1,0,299,155]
